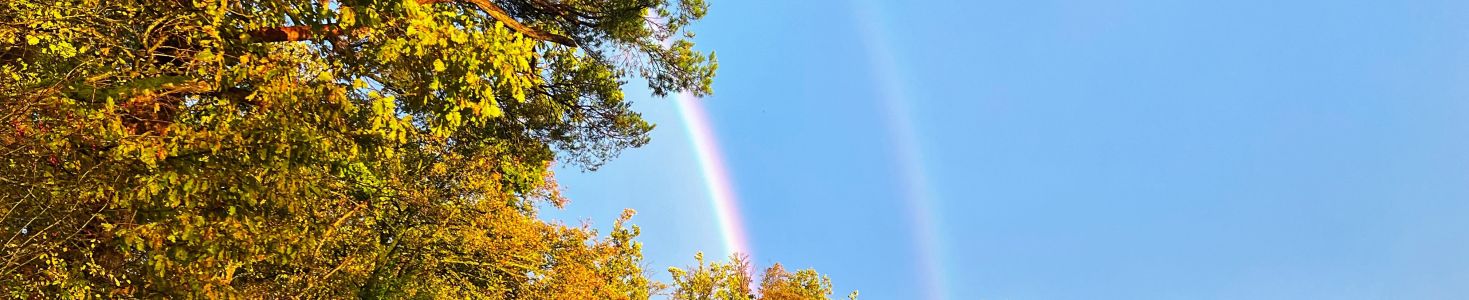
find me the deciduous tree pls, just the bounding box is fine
[1,0,711,297]
[667,253,856,300]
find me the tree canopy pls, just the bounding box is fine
[667,253,856,300]
[1,0,847,298]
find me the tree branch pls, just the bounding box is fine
[440,0,577,46]
[248,0,576,46]
[248,25,350,43]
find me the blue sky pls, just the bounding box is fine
[548,0,1469,299]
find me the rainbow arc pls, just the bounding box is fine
[674,93,753,261]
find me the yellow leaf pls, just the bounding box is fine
[340,9,356,26]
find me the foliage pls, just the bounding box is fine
[1,0,849,298]
[1,0,713,297]
[666,252,751,300]
[667,253,855,300]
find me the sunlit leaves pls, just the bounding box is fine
[668,254,856,300]
[0,0,730,298]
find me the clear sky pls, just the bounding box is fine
[547,0,1469,299]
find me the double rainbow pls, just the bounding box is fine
[672,2,947,297]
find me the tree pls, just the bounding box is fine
[666,252,751,300]
[667,253,856,300]
[1,0,712,297]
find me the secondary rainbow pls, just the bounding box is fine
[673,93,753,261]
[854,0,949,299]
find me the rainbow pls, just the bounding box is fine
[673,92,753,262]
[854,1,949,299]
[668,2,945,296]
